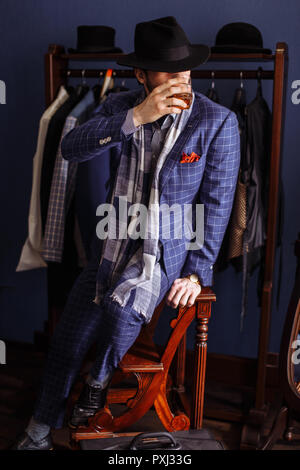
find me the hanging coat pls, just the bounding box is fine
[240,81,284,315]
[240,82,271,327]
[216,80,273,329]
[216,85,247,270]
[206,86,220,103]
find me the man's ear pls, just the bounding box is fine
[134,68,147,86]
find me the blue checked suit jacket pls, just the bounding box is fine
[61,88,240,287]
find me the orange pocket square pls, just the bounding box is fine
[180,152,201,163]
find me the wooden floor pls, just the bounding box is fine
[1,342,300,451]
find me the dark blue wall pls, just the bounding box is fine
[0,0,299,358]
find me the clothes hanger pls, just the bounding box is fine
[256,67,263,97]
[92,71,104,101]
[65,70,75,94]
[240,71,244,89]
[231,71,246,111]
[98,69,114,102]
[106,72,129,95]
[75,69,90,96]
[206,71,220,103]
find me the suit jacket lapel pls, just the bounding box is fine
[159,95,201,193]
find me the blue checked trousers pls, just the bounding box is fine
[33,254,170,429]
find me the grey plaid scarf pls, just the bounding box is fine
[94,90,194,320]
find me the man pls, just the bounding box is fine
[13,16,240,450]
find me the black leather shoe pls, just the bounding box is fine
[69,383,109,429]
[10,432,53,450]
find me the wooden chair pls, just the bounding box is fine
[71,287,216,443]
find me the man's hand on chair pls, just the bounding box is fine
[166,277,201,309]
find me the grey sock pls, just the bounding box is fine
[26,416,51,442]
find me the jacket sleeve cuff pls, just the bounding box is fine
[121,108,140,137]
[181,265,214,287]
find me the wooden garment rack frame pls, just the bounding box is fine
[44,42,288,449]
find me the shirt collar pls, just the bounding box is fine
[153,113,175,130]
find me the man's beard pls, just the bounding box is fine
[144,75,155,94]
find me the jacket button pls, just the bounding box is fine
[99,139,104,145]
[107,136,111,142]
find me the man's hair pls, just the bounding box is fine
[134,68,148,86]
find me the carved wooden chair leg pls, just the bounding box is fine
[172,333,191,417]
[154,379,190,431]
[175,334,187,394]
[153,303,200,431]
[192,293,215,429]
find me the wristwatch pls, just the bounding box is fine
[187,273,201,288]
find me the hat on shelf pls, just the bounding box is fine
[211,22,272,54]
[116,16,210,73]
[68,25,123,53]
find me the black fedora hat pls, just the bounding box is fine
[211,22,272,54]
[68,25,123,54]
[117,16,210,72]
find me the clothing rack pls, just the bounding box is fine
[61,69,274,79]
[43,42,288,449]
[45,44,280,106]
